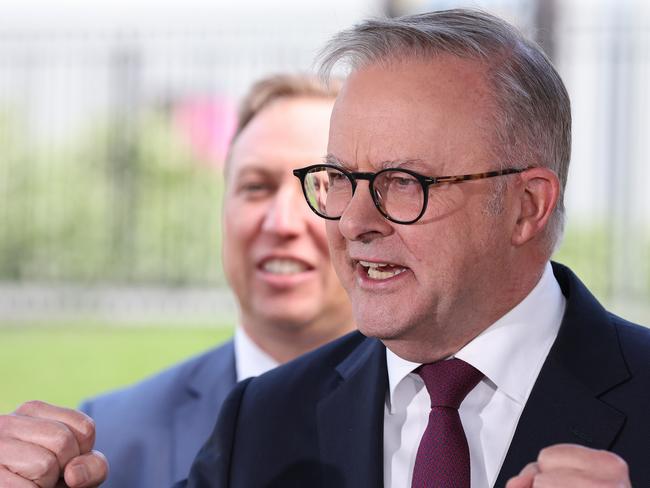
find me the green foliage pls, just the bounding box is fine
[0,105,225,284]
[555,221,650,304]
[553,222,611,298]
[0,323,234,412]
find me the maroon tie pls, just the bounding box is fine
[411,358,483,488]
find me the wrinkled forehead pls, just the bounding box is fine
[328,56,498,173]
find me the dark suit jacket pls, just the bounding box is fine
[181,263,650,487]
[81,340,236,488]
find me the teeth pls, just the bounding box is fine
[358,260,407,280]
[367,267,406,280]
[262,259,308,275]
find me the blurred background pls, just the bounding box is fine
[1,0,649,411]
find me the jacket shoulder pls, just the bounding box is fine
[243,331,372,399]
[80,340,235,423]
[610,314,650,373]
[79,340,235,487]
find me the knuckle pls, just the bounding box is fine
[50,426,76,458]
[606,452,629,475]
[589,449,628,474]
[15,400,46,415]
[78,415,96,442]
[33,450,59,479]
[537,445,553,462]
[0,414,11,432]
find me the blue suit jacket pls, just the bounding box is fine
[81,340,236,488]
[181,264,650,487]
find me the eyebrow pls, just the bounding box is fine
[233,164,279,179]
[324,154,427,171]
[324,154,346,168]
[380,158,426,170]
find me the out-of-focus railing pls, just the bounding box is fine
[0,0,648,324]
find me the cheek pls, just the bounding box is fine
[415,185,465,223]
[325,221,344,250]
[221,226,244,284]
[309,221,343,287]
[222,205,261,263]
[307,216,331,257]
[412,217,499,283]
[324,221,349,278]
[400,221,471,277]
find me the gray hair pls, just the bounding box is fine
[318,9,571,251]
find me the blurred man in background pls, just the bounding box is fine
[0,73,354,488]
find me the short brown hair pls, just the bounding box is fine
[224,73,341,176]
[233,73,341,140]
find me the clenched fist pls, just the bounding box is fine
[0,401,108,487]
[506,444,631,488]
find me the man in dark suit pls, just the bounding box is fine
[184,264,649,487]
[0,74,354,488]
[180,9,648,488]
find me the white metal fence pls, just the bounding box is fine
[0,0,648,323]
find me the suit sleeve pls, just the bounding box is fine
[178,378,253,488]
[78,399,93,416]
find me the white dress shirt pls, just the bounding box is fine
[383,262,566,488]
[233,327,280,381]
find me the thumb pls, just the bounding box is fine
[63,451,109,488]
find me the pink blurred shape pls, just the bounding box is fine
[174,96,238,168]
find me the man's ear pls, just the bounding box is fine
[511,167,560,247]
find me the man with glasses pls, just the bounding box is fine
[180,9,648,488]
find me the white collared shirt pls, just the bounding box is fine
[383,262,566,488]
[233,327,280,382]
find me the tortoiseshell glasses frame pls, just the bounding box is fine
[293,164,527,225]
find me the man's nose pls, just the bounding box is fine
[262,186,306,236]
[338,182,393,242]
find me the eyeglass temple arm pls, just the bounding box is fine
[432,168,526,185]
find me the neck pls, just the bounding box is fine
[240,315,354,364]
[385,262,547,364]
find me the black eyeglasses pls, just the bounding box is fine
[292,164,526,225]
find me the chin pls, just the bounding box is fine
[257,305,315,330]
[355,316,405,342]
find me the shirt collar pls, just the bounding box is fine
[234,327,280,381]
[386,262,566,411]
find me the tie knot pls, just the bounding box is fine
[417,358,483,409]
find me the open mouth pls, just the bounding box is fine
[260,258,311,275]
[358,260,408,280]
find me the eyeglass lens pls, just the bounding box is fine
[302,166,425,222]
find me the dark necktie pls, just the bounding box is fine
[411,358,483,488]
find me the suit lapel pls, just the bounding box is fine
[495,264,630,486]
[172,341,237,485]
[317,337,388,488]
